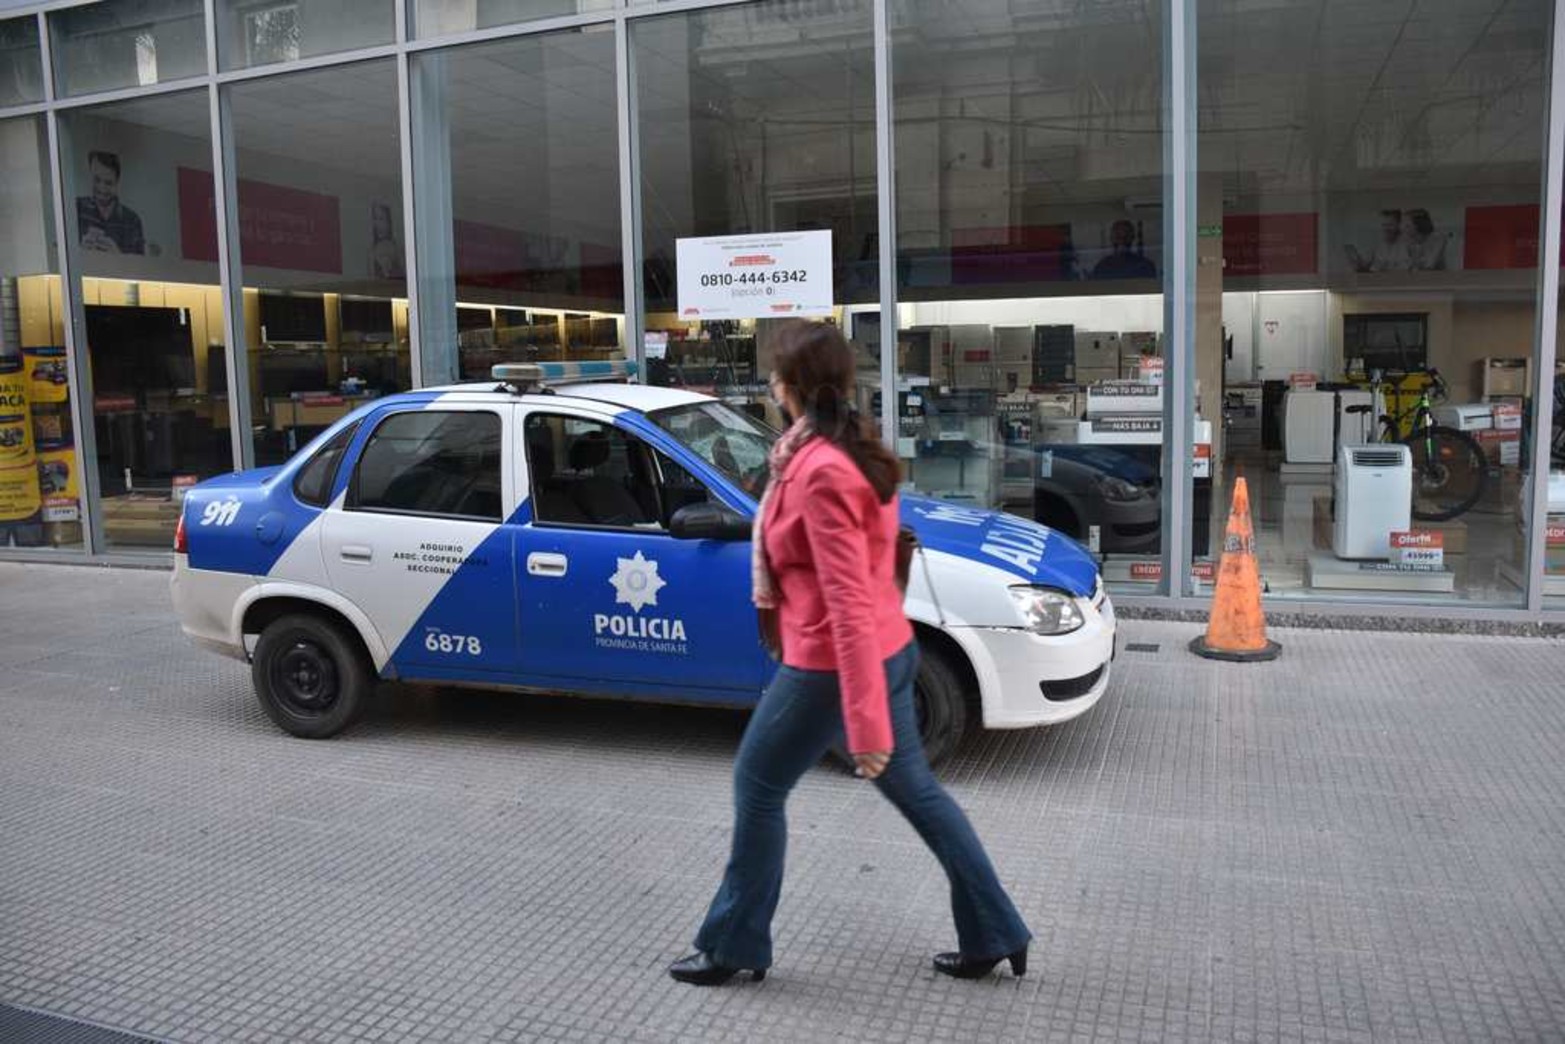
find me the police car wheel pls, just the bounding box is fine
[252,613,372,738]
[914,644,968,768]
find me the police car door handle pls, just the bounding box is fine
[340,544,374,563]
[527,552,568,577]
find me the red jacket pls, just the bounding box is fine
[762,438,914,754]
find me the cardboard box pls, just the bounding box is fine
[994,327,1033,364]
[1476,428,1521,467]
[1074,365,1119,386]
[1074,332,1120,371]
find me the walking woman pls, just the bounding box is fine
[669,320,1031,986]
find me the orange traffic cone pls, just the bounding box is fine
[1190,477,1280,662]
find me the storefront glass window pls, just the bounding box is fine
[216,0,396,72]
[0,116,78,552]
[1198,0,1550,606]
[891,0,1168,593]
[0,16,45,108]
[227,59,409,467]
[49,0,207,99]
[634,0,879,428]
[413,0,614,41]
[58,91,233,550]
[410,28,624,386]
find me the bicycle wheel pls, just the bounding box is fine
[1401,424,1487,522]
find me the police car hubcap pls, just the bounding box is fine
[277,641,338,711]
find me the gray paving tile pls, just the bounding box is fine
[2,563,1565,1042]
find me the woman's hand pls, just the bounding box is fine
[853,750,892,780]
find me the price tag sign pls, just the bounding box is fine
[1391,530,1444,568]
[677,231,834,321]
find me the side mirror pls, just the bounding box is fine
[669,502,751,542]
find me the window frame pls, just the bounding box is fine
[346,407,505,523]
[292,418,362,508]
[522,410,713,533]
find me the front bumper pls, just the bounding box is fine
[964,591,1116,729]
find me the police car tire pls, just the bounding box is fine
[252,613,373,739]
[914,643,968,768]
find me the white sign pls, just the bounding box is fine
[676,231,834,321]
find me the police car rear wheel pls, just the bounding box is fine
[915,644,968,768]
[253,614,372,738]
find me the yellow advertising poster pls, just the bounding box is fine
[0,463,42,522]
[22,347,70,405]
[0,358,36,468]
[38,445,79,507]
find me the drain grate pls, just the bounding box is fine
[1124,642,1161,653]
[0,1004,160,1043]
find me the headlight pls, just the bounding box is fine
[1008,586,1085,635]
[1094,475,1146,503]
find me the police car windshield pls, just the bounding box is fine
[647,401,777,498]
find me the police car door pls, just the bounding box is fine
[514,406,764,700]
[320,401,517,679]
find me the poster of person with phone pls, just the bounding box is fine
[76,151,145,256]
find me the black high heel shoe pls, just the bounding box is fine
[932,946,1028,979]
[668,951,766,986]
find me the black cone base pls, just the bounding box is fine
[1189,635,1281,662]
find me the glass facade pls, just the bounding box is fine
[228,59,409,465]
[59,90,233,549]
[0,15,43,107]
[0,0,1558,620]
[635,0,878,428]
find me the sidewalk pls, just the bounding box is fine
[2,562,1563,1042]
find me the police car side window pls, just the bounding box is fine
[293,421,361,508]
[351,411,503,521]
[526,414,700,529]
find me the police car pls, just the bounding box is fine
[172,362,1115,764]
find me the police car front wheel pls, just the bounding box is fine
[252,613,373,738]
[915,644,969,768]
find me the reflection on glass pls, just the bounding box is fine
[216,0,395,71]
[414,0,613,39]
[49,0,206,98]
[58,92,233,550]
[891,0,1167,593]
[635,0,878,425]
[0,17,44,108]
[228,60,409,466]
[0,117,77,551]
[1199,0,1549,606]
[648,400,777,498]
[410,29,624,386]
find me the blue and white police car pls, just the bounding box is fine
[172,362,1115,764]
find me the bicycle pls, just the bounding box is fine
[1343,368,1488,522]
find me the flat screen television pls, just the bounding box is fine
[259,349,330,397]
[456,306,493,332]
[339,297,394,344]
[260,292,327,343]
[85,305,196,394]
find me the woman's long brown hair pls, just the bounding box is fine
[770,320,901,503]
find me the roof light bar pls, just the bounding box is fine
[492,359,639,392]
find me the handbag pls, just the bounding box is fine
[758,526,920,659]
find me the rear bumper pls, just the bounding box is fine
[170,557,252,661]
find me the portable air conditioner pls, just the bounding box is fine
[1333,445,1412,560]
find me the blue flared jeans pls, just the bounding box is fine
[693,640,1032,969]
